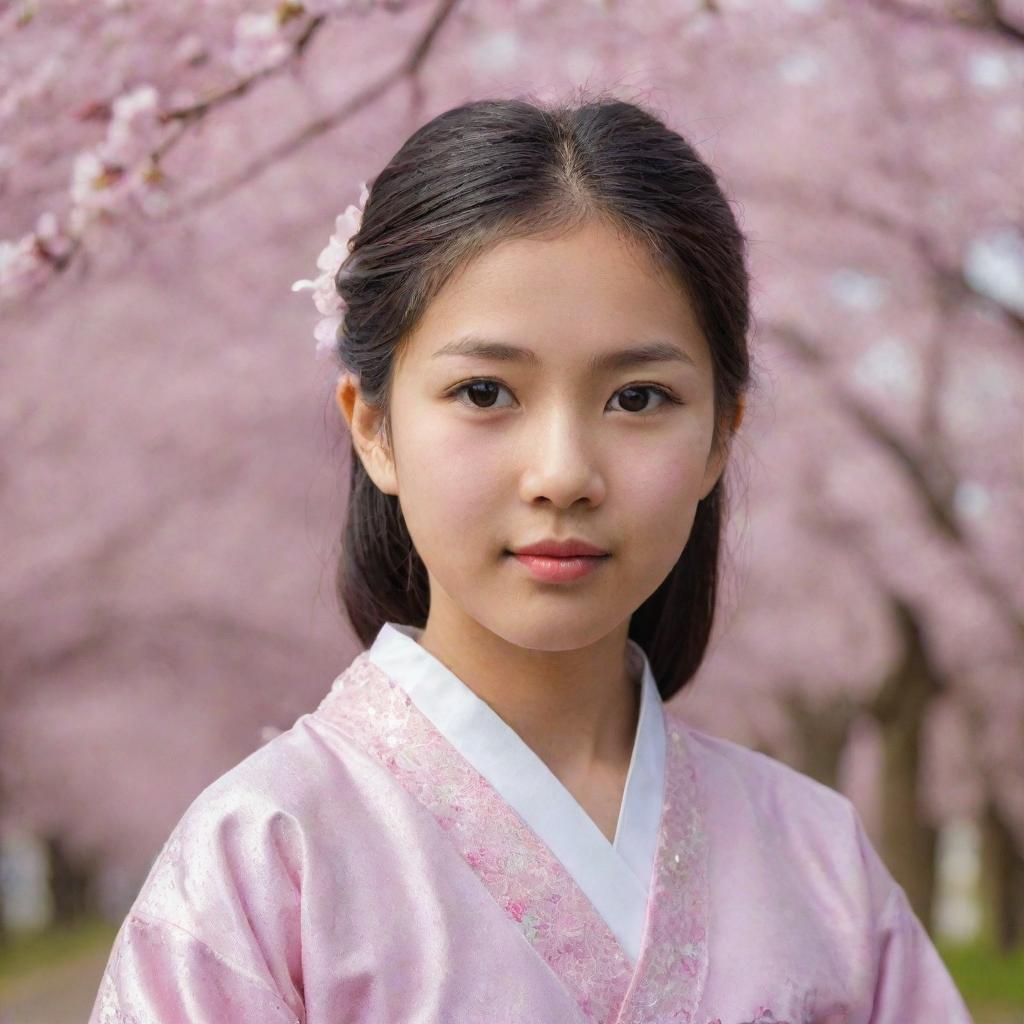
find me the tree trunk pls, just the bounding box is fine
[0,833,7,945]
[0,755,8,945]
[43,832,99,925]
[784,691,859,792]
[980,797,1024,953]
[870,595,943,930]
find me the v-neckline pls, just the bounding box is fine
[317,651,635,1020]
[365,623,665,923]
[315,647,709,1024]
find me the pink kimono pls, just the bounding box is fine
[89,622,973,1023]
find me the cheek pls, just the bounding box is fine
[615,445,704,542]
[399,420,499,535]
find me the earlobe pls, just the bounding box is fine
[336,373,399,496]
[362,437,399,497]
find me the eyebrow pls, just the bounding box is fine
[431,334,698,373]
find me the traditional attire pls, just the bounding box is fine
[89,621,973,1023]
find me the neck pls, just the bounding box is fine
[416,614,641,785]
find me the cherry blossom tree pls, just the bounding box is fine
[2,0,1021,950]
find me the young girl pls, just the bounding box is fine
[89,95,972,1023]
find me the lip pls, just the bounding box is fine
[510,552,609,583]
[511,537,609,557]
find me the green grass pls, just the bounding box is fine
[0,915,120,997]
[940,938,1024,1005]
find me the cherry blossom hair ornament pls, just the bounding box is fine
[291,180,370,359]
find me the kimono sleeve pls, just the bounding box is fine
[87,777,308,1023]
[89,911,301,1024]
[868,882,974,1023]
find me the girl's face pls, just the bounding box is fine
[341,217,730,653]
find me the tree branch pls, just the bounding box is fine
[860,0,1024,47]
[164,0,461,219]
[766,317,1024,648]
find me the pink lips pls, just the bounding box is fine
[508,537,610,583]
[511,538,609,558]
[510,552,609,583]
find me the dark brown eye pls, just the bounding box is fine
[448,379,513,410]
[446,379,678,415]
[609,385,674,414]
[616,387,654,413]
[464,381,501,408]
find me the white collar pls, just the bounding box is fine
[366,621,666,963]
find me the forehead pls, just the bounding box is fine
[400,219,708,370]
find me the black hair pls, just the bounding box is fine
[327,89,753,701]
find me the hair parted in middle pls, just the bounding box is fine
[328,88,754,701]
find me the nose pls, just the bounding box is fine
[517,407,607,509]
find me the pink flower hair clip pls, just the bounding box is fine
[291,180,370,359]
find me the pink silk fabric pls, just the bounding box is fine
[89,650,973,1023]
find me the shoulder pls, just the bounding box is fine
[129,710,370,923]
[668,710,855,822]
[98,722,336,1020]
[167,713,338,830]
[666,708,896,914]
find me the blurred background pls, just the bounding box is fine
[1,0,1021,1020]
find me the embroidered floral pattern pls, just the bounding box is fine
[316,652,710,1024]
[704,1001,849,1024]
[317,653,632,1022]
[613,709,709,1024]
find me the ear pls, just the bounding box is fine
[699,442,728,501]
[335,373,399,496]
[699,396,744,500]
